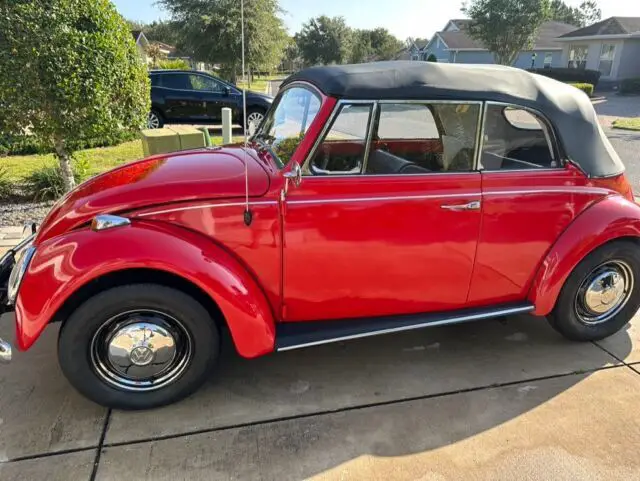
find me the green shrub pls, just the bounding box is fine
[24,159,91,201]
[529,67,601,88]
[157,58,191,70]
[620,78,640,95]
[569,83,594,97]
[0,131,138,157]
[427,54,438,62]
[0,0,151,192]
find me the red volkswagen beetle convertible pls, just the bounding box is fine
[2,62,639,409]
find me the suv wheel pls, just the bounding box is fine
[246,108,265,135]
[147,110,164,129]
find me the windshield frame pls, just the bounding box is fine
[252,82,324,169]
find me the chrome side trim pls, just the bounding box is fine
[277,304,534,352]
[485,187,611,196]
[138,200,278,217]
[288,193,481,205]
[91,215,131,232]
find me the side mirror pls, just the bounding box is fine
[283,161,302,190]
[224,86,231,96]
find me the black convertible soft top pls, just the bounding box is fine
[283,61,623,178]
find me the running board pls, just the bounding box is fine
[276,302,534,352]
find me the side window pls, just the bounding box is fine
[189,75,224,92]
[160,74,190,90]
[308,104,373,175]
[367,102,480,175]
[482,105,558,171]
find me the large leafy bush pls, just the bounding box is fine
[0,0,150,191]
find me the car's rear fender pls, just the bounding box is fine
[528,195,640,316]
[15,220,276,358]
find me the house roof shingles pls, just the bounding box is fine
[438,20,576,51]
[559,17,640,38]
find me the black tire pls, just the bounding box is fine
[58,284,219,410]
[547,240,640,342]
[148,109,165,129]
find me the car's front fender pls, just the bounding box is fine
[528,195,640,316]
[15,220,276,358]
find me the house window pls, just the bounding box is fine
[598,44,616,77]
[544,52,553,68]
[568,45,588,69]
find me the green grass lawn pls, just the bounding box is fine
[236,74,285,94]
[612,118,640,131]
[0,135,244,184]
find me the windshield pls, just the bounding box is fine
[253,86,321,168]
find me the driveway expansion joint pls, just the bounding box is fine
[101,364,624,450]
[89,409,111,481]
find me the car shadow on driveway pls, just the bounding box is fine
[94,316,637,480]
[1,313,636,480]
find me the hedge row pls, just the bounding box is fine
[620,78,640,94]
[0,131,138,157]
[528,67,602,88]
[569,83,594,97]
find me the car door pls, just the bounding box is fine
[158,73,208,121]
[467,103,606,306]
[282,100,484,322]
[187,74,238,122]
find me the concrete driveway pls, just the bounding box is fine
[1,310,639,480]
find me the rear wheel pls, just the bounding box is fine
[147,109,164,129]
[547,241,640,341]
[58,284,219,410]
[245,108,265,135]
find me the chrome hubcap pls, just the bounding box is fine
[575,261,634,325]
[147,112,160,129]
[91,310,192,392]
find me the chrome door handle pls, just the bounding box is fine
[441,201,481,211]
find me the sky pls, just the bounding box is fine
[113,0,640,40]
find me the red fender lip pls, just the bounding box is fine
[528,195,640,316]
[15,220,276,358]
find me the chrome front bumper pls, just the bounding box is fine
[0,223,37,364]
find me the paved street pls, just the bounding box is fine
[1,310,639,480]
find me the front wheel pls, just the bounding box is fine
[58,284,219,410]
[547,240,640,341]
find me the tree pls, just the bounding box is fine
[0,0,150,191]
[427,54,438,62]
[144,20,182,46]
[578,1,601,26]
[146,43,166,68]
[349,30,374,64]
[368,28,404,60]
[159,0,288,82]
[550,0,601,27]
[296,16,353,66]
[462,0,551,65]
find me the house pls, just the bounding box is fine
[131,30,150,63]
[395,39,429,61]
[555,17,640,85]
[422,19,576,68]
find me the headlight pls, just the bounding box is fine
[7,246,35,304]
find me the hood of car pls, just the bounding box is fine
[35,147,271,243]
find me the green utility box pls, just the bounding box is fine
[140,126,208,157]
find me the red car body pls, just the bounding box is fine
[3,61,639,409]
